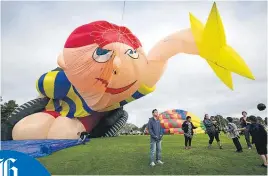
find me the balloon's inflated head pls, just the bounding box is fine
[257,103,266,111]
[57,21,149,109]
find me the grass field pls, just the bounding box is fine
[38,134,267,175]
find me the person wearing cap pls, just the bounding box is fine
[240,111,252,149]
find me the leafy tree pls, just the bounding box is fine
[232,117,241,128]
[132,126,139,131]
[1,100,18,123]
[214,115,228,130]
[119,123,139,134]
[140,123,148,132]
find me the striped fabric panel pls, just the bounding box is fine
[37,71,93,118]
[115,83,156,110]
[119,100,128,107]
[73,87,95,115]
[54,71,72,99]
[105,115,128,137]
[36,71,71,99]
[36,73,47,97]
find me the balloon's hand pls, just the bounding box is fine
[189,2,255,90]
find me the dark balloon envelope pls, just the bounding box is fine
[257,103,266,111]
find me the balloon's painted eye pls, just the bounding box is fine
[125,49,139,59]
[93,48,113,63]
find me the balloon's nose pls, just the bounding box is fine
[113,55,121,75]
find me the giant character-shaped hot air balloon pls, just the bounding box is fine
[1,3,254,141]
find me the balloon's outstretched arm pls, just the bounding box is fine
[145,2,255,89]
[144,28,198,87]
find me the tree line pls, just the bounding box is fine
[1,100,18,124]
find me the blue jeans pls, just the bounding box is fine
[150,138,162,163]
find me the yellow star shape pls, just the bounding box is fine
[189,2,255,90]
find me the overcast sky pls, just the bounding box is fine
[1,1,267,127]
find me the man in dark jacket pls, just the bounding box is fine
[240,111,252,149]
[148,109,164,167]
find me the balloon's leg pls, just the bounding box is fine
[12,112,55,140]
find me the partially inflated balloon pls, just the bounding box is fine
[146,109,205,135]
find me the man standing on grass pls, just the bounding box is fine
[240,111,252,149]
[148,109,164,167]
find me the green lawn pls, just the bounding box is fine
[38,134,267,175]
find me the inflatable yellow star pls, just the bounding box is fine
[189,2,255,90]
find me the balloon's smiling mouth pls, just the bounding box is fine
[96,78,137,94]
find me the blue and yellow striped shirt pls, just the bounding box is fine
[36,70,155,118]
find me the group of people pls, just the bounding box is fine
[148,109,267,168]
